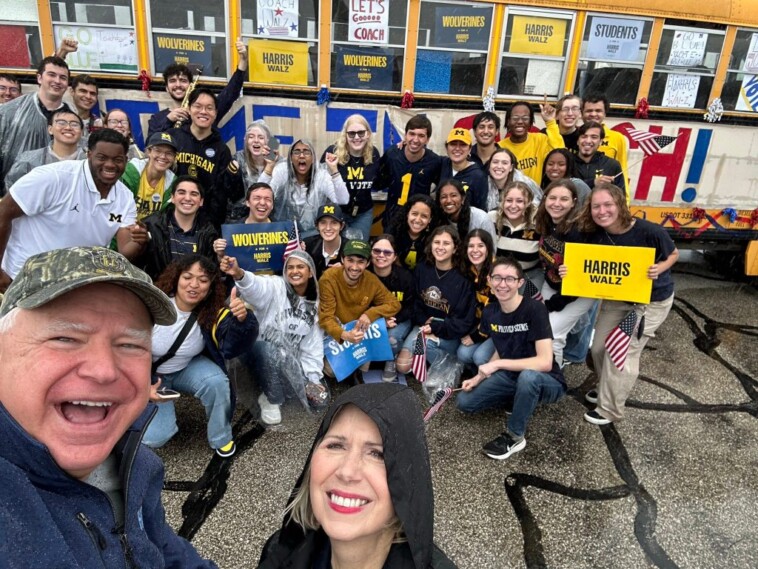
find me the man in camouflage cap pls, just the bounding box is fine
[0,246,218,567]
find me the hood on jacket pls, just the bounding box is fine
[283,250,319,303]
[277,383,434,569]
[286,138,317,187]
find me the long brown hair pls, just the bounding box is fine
[534,179,580,236]
[495,181,535,234]
[154,254,227,330]
[576,183,634,233]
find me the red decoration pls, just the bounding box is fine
[692,208,706,222]
[635,97,649,119]
[401,90,414,109]
[751,208,758,228]
[138,70,152,98]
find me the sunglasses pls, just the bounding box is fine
[371,248,395,257]
[346,130,367,139]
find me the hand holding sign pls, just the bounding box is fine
[220,255,245,281]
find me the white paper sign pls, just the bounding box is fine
[257,0,300,38]
[523,59,562,96]
[742,33,758,73]
[586,16,644,62]
[661,73,700,108]
[348,0,390,44]
[735,74,758,112]
[667,31,707,67]
[53,25,137,72]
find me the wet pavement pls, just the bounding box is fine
[154,254,758,568]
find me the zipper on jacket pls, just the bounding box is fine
[115,528,138,569]
[76,512,107,567]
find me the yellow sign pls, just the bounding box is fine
[509,16,567,57]
[562,243,655,304]
[249,39,309,86]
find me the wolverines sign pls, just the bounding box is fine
[562,243,654,303]
[249,39,309,85]
[333,45,394,91]
[434,6,492,51]
[221,221,295,273]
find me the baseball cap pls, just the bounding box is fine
[146,131,178,150]
[343,240,370,259]
[446,127,472,145]
[1,247,176,325]
[316,204,345,224]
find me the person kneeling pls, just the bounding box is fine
[456,257,566,460]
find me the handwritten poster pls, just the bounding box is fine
[249,39,309,85]
[509,15,567,57]
[743,33,758,73]
[736,74,758,112]
[348,0,389,44]
[153,33,212,71]
[661,73,700,108]
[54,25,137,72]
[333,45,394,90]
[433,5,492,51]
[257,0,299,37]
[586,16,644,62]
[667,31,707,67]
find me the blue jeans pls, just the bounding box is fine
[457,338,496,368]
[388,319,412,357]
[564,300,600,363]
[143,356,232,450]
[243,340,286,405]
[456,369,565,438]
[343,208,374,242]
[402,326,459,365]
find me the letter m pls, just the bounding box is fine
[109,213,123,222]
[323,206,335,214]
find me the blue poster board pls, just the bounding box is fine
[324,318,394,381]
[153,33,213,71]
[333,45,395,91]
[221,221,294,273]
[433,6,492,51]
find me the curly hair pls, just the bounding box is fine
[154,254,227,330]
[424,225,463,269]
[460,228,494,281]
[534,179,580,236]
[495,181,535,235]
[385,194,438,239]
[436,179,472,241]
[333,114,375,166]
[576,183,634,233]
[541,148,579,190]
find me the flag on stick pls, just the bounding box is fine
[623,128,678,157]
[423,387,454,422]
[605,310,640,370]
[411,331,427,383]
[283,221,300,262]
[523,278,543,301]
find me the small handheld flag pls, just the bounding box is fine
[523,278,543,301]
[605,309,640,370]
[623,127,678,157]
[423,387,454,422]
[411,331,427,383]
[283,221,300,262]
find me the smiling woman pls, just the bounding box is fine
[258,383,457,569]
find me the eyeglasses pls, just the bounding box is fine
[53,119,82,129]
[291,149,312,157]
[560,106,581,114]
[346,130,367,139]
[107,119,129,126]
[0,86,20,95]
[489,275,520,285]
[371,248,394,257]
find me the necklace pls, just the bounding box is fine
[604,230,617,245]
[435,266,451,280]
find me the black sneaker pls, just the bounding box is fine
[481,433,526,460]
[585,389,598,404]
[583,410,611,425]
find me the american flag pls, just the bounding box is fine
[411,331,427,383]
[605,310,639,370]
[523,278,543,301]
[282,221,300,262]
[423,387,454,422]
[623,128,678,157]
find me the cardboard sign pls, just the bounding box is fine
[249,39,309,85]
[562,243,655,304]
[667,31,706,67]
[333,45,394,91]
[586,16,644,62]
[56,25,138,72]
[509,15,567,57]
[348,0,389,44]
[661,73,700,108]
[743,33,758,73]
[257,0,300,38]
[154,33,211,71]
[221,221,294,273]
[434,5,492,51]
[324,318,394,381]
[736,74,758,112]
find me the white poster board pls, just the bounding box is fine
[256,0,300,38]
[735,74,758,112]
[523,60,562,96]
[348,0,390,44]
[53,25,137,72]
[586,16,645,62]
[742,33,758,73]
[667,31,707,67]
[661,73,700,108]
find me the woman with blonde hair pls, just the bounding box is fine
[322,113,380,240]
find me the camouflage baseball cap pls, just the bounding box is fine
[0,247,176,325]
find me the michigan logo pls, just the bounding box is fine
[109,213,123,222]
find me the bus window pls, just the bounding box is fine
[721,28,758,113]
[497,7,574,99]
[573,14,653,106]
[648,20,726,110]
[0,0,42,70]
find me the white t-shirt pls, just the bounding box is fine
[151,300,205,375]
[3,160,137,278]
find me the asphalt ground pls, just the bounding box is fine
[154,254,758,569]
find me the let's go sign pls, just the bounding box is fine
[562,243,654,304]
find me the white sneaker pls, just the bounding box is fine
[258,393,281,425]
[382,360,397,382]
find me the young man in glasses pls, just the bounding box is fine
[0,75,22,104]
[4,109,86,192]
[456,256,565,461]
[542,94,582,154]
